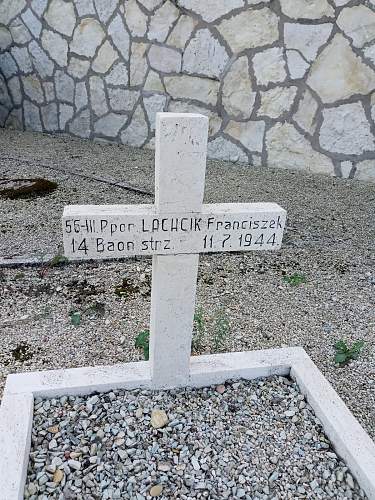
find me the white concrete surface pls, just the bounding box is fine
[1,348,375,499]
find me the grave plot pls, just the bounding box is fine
[0,114,374,499]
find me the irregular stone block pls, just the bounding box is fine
[148,1,179,42]
[125,0,148,37]
[41,103,58,132]
[94,113,127,136]
[69,109,91,138]
[55,71,74,104]
[71,18,105,58]
[0,54,18,79]
[320,103,375,155]
[41,30,68,67]
[164,75,219,106]
[258,86,298,120]
[108,14,130,61]
[267,123,333,175]
[143,94,167,130]
[176,0,244,23]
[22,75,44,104]
[307,34,375,104]
[24,100,42,131]
[293,89,318,135]
[45,0,76,37]
[0,27,12,51]
[225,120,265,153]
[355,160,375,181]
[106,63,129,86]
[253,47,287,86]
[218,9,279,53]
[44,81,55,103]
[108,88,139,112]
[279,0,334,19]
[31,0,48,17]
[121,105,148,146]
[29,41,54,78]
[144,70,164,92]
[130,43,149,86]
[89,76,108,117]
[138,0,163,11]
[207,136,248,163]
[0,75,11,108]
[337,6,375,49]
[183,29,229,79]
[148,45,182,73]
[94,0,118,24]
[21,9,42,37]
[92,41,119,73]
[11,47,32,74]
[76,0,95,16]
[0,0,26,25]
[59,104,74,129]
[284,23,332,62]
[222,56,255,119]
[167,15,197,50]
[286,50,309,80]
[68,58,90,80]
[7,76,22,106]
[9,18,31,45]
[75,82,88,111]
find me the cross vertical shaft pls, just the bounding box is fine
[149,113,209,388]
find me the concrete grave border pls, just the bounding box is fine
[1,347,374,500]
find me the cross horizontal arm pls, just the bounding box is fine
[62,203,286,260]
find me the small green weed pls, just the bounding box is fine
[135,329,150,360]
[192,306,205,353]
[70,311,81,327]
[283,273,306,286]
[334,340,364,366]
[213,310,230,352]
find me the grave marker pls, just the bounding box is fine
[62,113,287,387]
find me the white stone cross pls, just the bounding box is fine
[62,113,286,388]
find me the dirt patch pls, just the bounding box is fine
[0,178,57,199]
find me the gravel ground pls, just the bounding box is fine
[25,377,366,499]
[0,128,374,444]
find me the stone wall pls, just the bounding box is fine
[1,0,375,182]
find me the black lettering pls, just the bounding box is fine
[142,219,150,232]
[164,240,171,250]
[96,238,104,252]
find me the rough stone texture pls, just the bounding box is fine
[284,23,332,62]
[293,89,318,135]
[41,30,68,68]
[258,86,298,120]
[355,160,375,181]
[218,9,279,53]
[337,6,375,49]
[164,75,219,106]
[279,0,334,19]
[225,120,265,153]
[183,29,229,79]
[253,47,287,86]
[208,136,248,163]
[267,123,334,175]
[44,0,75,37]
[319,103,375,155]
[176,0,244,23]
[222,56,255,119]
[1,0,375,182]
[148,45,181,73]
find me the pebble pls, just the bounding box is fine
[150,409,169,429]
[24,377,366,499]
[216,384,226,394]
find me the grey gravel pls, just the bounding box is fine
[25,377,367,499]
[0,128,374,445]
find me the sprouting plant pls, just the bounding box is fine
[70,311,81,327]
[334,340,364,366]
[283,273,306,286]
[192,306,205,353]
[213,310,230,352]
[135,329,150,361]
[38,247,68,278]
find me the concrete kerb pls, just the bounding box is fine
[1,347,374,500]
